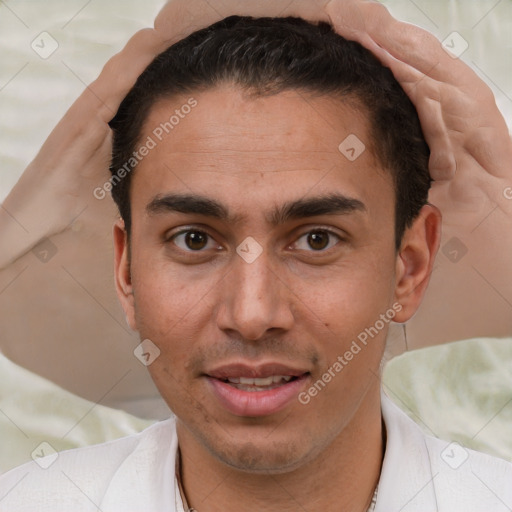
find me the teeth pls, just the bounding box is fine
[226,375,293,386]
[244,376,273,386]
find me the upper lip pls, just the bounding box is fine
[205,362,310,380]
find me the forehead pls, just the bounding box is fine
[130,84,393,222]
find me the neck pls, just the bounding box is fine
[177,383,383,512]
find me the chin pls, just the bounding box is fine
[200,427,324,475]
[215,443,306,474]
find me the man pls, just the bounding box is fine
[1,0,512,414]
[0,2,511,512]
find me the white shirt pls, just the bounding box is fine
[1,390,511,511]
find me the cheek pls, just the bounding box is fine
[303,257,395,340]
[130,266,208,409]
[131,260,204,358]
[299,267,392,413]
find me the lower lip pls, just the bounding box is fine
[206,375,308,417]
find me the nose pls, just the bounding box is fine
[215,247,295,341]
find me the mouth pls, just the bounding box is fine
[220,375,298,392]
[204,363,311,417]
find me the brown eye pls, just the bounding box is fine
[171,230,217,252]
[307,231,330,251]
[185,231,208,250]
[293,229,341,252]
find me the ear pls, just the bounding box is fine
[113,218,137,331]
[393,204,442,323]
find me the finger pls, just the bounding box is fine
[407,85,457,181]
[154,0,331,37]
[369,53,459,181]
[373,38,512,181]
[326,1,512,178]
[32,0,331,165]
[85,28,167,122]
[325,0,479,88]
[153,0,456,183]
[92,0,328,125]
[154,0,222,42]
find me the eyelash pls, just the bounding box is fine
[166,226,344,254]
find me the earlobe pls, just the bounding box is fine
[393,204,442,323]
[113,219,137,331]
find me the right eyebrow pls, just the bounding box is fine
[146,193,249,226]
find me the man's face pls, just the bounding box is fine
[115,84,412,472]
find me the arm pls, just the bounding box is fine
[324,0,512,347]
[1,0,510,407]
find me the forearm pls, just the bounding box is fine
[0,171,53,269]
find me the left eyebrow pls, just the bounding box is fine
[268,193,367,225]
[145,192,366,226]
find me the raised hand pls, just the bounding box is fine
[324,0,512,345]
[1,0,510,408]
